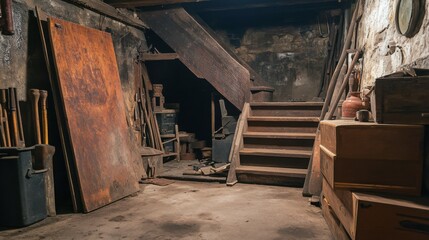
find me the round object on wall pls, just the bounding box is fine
[395,0,425,37]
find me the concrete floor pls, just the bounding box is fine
[0,181,332,240]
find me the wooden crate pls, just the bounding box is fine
[322,178,354,238]
[352,192,429,240]
[323,177,429,240]
[373,69,429,124]
[320,120,424,196]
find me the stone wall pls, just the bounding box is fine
[215,23,329,102]
[0,0,146,211]
[357,0,429,88]
[0,0,146,118]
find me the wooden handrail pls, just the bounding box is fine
[226,103,250,186]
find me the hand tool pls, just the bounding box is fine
[40,90,49,144]
[0,104,6,147]
[0,0,14,35]
[13,88,25,144]
[0,89,10,147]
[8,88,20,146]
[30,89,42,144]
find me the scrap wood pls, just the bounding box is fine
[139,178,175,186]
[303,0,363,198]
[184,163,230,176]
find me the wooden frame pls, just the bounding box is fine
[226,103,250,186]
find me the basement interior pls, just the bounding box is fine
[0,0,429,239]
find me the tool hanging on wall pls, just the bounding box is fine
[40,90,49,144]
[0,0,14,35]
[0,88,24,147]
[29,89,53,145]
[30,89,42,144]
[0,90,10,147]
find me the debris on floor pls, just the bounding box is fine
[139,178,175,186]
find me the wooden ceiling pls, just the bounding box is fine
[105,0,343,10]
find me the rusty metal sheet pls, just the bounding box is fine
[48,17,140,212]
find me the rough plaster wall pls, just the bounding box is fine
[358,0,429,89]
[217,24,328,102]
[0,0,146,118]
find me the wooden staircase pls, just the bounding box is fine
[227,102,323,186]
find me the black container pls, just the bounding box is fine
[156,110,177,135]
[0,147,47,227]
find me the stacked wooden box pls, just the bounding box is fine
[320,120,429,240]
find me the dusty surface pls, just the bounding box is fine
[357,0,429,88]
[0,181,332,240]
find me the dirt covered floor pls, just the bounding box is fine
[0,181,332,240]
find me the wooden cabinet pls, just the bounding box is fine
[320,120,424,196]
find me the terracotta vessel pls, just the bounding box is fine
[342,92,367,118]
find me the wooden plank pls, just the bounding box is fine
[240,148,311,158]
[321,195,352,240]
[243,132,316,139]
[139,8,250,110]
[195,0,339,12]
[48,18,140,212]
[248,116,320,122]
[67,0,147,29]
[322,178,354,238]
[250,102,324,107]
[142,53,179,61]
[235,166,307,178]
[226,102,249,186]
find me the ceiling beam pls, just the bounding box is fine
[193,0,340,12]
[105,0,340,10]
[66,0,147,28]
[104,0,210,8]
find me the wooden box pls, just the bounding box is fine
[373,69,429,124]
[320,120,424,196]
[352,192,429,240]
[322,178,354,238]
[322,178,429,240]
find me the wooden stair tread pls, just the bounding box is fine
[248,116,320,122]
[236,166,307,178]
[163,152,179,157]
[250,102,324,107]
[243,132,316,139]
[240,148,312,158]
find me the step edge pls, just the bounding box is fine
[236,166,307,177]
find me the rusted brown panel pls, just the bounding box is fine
[139,8,250,110]
[48,18,140,212]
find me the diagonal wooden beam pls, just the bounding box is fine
[139,7,250,109]
[66,0,147,29]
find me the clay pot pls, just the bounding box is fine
[342,92,368,118]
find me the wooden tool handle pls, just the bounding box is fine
[30,89,42,144]
[40,90,49,144]
[8,88,20,146]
